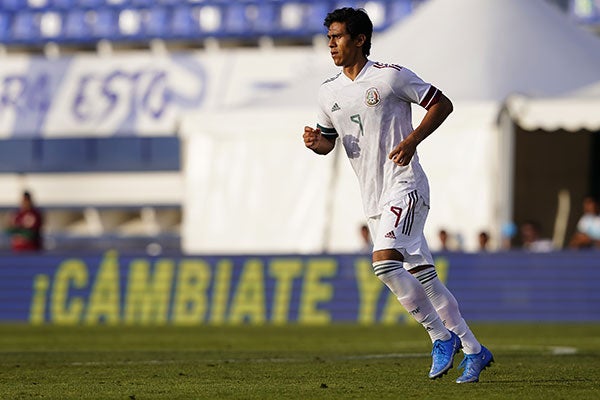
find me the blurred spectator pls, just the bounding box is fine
[438,229,450,251]
[436,229,464,252]
[500,221,517,250]
[519,220,553,252]
[5,191,43,252]
[359,223,373,253]
[478,231,490,252]
[569,195,600,249]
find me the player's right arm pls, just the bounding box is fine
[303,126,336,155]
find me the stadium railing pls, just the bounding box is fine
[0,136,180,173]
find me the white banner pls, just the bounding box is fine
[0,49,319,138]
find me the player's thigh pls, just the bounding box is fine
[367,217,402,262]
[371,191,433,268]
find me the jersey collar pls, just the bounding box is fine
[341,60,373,83]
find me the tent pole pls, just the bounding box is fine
[498,108,516,249]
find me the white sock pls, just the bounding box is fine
[374,261,451,343]
[412,268,482,354]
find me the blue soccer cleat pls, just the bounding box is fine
[455,345,494,383]
[428,331,462,379]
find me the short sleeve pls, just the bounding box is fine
[391,67,442,110]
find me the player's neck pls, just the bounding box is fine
[343,57,368,81]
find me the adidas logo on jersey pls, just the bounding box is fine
[331,103,341,112]
[385,230,396,239]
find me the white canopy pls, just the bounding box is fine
[503,81,600,131]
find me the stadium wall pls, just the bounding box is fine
[0,251,598,325]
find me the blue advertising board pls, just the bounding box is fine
[0,251,599,325]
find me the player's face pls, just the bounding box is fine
[327,22,363,67]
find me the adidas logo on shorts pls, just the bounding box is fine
[385,230,396,239]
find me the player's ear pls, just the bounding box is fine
[355,34,366,48]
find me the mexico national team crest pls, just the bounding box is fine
[365,87,380,107]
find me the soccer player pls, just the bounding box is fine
[302,7,493,383]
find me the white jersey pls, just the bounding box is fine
[317,60,441,217]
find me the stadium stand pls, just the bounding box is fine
[0,0,594,49]
[0,0,425,48]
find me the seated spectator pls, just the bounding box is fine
[519,220,553,252]
[569,195,600,249]
[436,229,463,252]
[5,191,43,252]
[478,231,490,252]
[438,229,450,251]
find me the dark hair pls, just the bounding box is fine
[324,7,373,57]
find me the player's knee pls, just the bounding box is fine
[372,260,404,283]
[411,266,438,288]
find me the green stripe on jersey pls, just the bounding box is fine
[317,124,338,136]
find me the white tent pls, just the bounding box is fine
[372,0,600,101]
[181,0,600,254]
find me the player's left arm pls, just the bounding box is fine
[389,93,453,166]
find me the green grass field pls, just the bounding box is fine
[0,323,599,399]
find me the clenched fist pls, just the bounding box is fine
[303,126,322,150]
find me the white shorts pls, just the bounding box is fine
[367,190,434,271]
